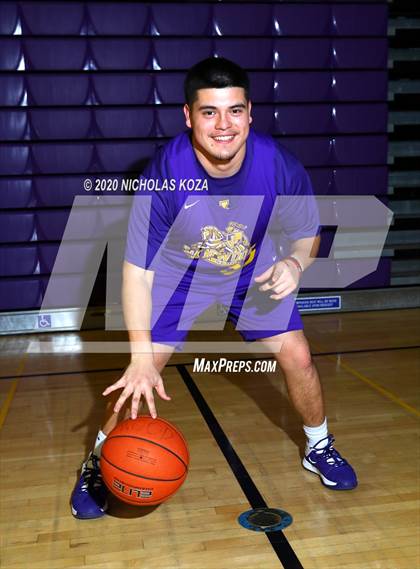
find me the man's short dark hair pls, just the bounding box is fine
[184,57,250,107]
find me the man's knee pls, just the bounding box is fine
[276,333,314,372]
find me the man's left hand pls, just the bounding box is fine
[254,259,301,300]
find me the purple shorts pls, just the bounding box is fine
[150,274,303,350]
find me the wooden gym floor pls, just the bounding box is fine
[0,308,419,569]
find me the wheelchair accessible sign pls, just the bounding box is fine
[296,296,341,312]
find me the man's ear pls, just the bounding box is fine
[183,104,192,129]
[248,100,253,125]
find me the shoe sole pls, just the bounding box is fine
[71,501,108,520]
[302,457,356,490]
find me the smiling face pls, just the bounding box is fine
[183,87,252,177]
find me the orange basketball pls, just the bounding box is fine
[101,416,189,506]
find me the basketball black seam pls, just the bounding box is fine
[107,482,184,505]
[104,434,188,469]
[101,452,187,483]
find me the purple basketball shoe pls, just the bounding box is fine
[71,452,108,519]
[302,435,358,490]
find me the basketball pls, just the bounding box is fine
[101,416,189,506]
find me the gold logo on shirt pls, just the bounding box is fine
[218,199,230,209]
[183,221,256,274]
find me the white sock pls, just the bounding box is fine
[303,418,329,455]
[93,429,107,458]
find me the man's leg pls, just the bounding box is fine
[71,344,174,519]
[257,330,357,490]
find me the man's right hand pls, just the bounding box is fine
[102,359,171,420]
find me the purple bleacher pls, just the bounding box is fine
[0,144,30,175]
[154,39,212,70]
[24,39,87,70]
[273,5,330,36]
[333,135,387,166]
[27,75,89,106]
[95,108,154,138]
[96,141,155,172]
[0,3,18,35]
[93,74,153,105]
[0,212,35,243]
[154,108,186,137]
[36,210,69,241]
[34,176,85,207]
[154,73,185,104]
[334,104,388,134]
[30,109,92,140]
[32,143,94,174]
[91,39,150,70]
[306,168,334,195]
[332,39,388,69]
[0,39,22,70]
[213,4,273,36]
[273,39,331,69]
[248,72,274,103]
[0,110,28,141]
[333,167,388,196]
[38,242,100,274]
[0,76,25,106]
[0,278,43,310]
[332,5,388,36]
[88,3,148,35]
[20,3,84,35]
[215,38,273,69]
[279,137,331,167]
[38,243,59,274]
[0,245,38,277]
[0,179,34,208]
[333,71,388,102]
[151,4,211,36]
[273,105,331,135]
[274,72,331,102]
[250,107,274,134]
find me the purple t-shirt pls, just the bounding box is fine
[125,129,319,291]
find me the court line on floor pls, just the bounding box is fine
[325,354,420,419]
[0,344,418,382]
[0,354,28,431]
[176,364,304,569]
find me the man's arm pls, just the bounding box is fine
[102,261,171,419]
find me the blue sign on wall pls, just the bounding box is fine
[297,296,341,312]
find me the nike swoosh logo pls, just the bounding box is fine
[184,200,200,210]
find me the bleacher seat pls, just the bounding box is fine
[0,211,36,242]
[0,38,22,70]
[332,5,388,36]
[27,75,89,106]
[32,143,94,174]
[0,277,43,310]
[213,4,273,36]
[151,4,211,36]
[0,144,31,175]
[24,38,87,70]
[0,110,29,141]
[0,76,25,106]
[93,74,152,105]
[0,3,19,35]
[20,3,84,35]
[0,179,34,208]
[95,108,154,138]
[30,109,92,140]
[91,39,150,70]
[88,3,148,35]
[0,245,38,276]
[273,5,330,36]
[154,39,212,69]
